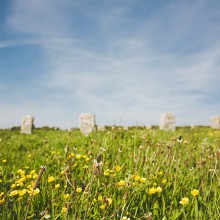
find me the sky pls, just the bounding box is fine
[0,0,220,129]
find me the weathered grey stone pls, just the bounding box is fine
[146,125,152,130]
[210,115,220,129]
[79,113,96,134]
[97,125,106,131]
[160,112,176,131]
[20,115,34,134]
[123,126,128,130]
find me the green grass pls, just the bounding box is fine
[0,127,219,219]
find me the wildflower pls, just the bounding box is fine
[122,216,130,220]
[55,184,60,189]
[9,190,19,197]
[162,179,167,184]
[26,174,32,179]
[33,188,40,196]
[117,180,126,186]
[134,175,140,181]
[99,204,105,210]
[48,176,55,183]
[2,159,6,163]
[179,197,189,205]
[64,194,70,199]
[19,189,27,197]
[104,170,110,176]
[98,195,103,201]
[115,165,121,172]
[28,154,31,158]
[158,171,163,175]
[140,177,146,183]
[149,188,157,195]
[62,207,67,213]
[156,187,162,193]
[106,197,112,205]
[75,154,82,159]
[0,180,2,183]
[191,189,199,197]
[0,198,5,204]
[76,187,82,193]
[11,184,16,189]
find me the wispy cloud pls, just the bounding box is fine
[1,0,220,128]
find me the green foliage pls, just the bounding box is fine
[0,127,219,219]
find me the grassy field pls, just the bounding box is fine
[0,126,219,219]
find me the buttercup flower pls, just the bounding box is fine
[76,187,82,193]
[179,197,189,205]
[156,187,162,193]
[191,189,199,197]
[64,194,70,199]
[115,165,121,172]
[149,187,157,195]
[55,184,60,189]
[48,176,55,183]
[117,180,126,186]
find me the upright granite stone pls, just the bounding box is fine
[210,115,220,129]
[160,112,176,131]
[79,113,96,134]
[21,115,34,134]
[97,125,106,131]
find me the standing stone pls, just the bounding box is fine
[79,113,96,134]
[210,115,220,129]
[21,115,34,134]
[160,112,176,131]
[97,125,106,131]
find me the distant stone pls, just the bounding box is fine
[123,126,128,130]
[20,115,34,134]
[146,125,152,130]
[160,112,176,131]
[79,113,96,134]
[97,125,106,131]
[210,115,220,129]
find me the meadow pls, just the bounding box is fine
[0,126,219,219]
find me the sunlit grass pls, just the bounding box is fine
[0,127,219,219]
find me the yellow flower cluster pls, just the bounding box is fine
[149,187,162,194]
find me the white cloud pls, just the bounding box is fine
[1,0,220,128]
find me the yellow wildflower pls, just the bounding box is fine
[75,154,82,159]
[99,204,105,210]
[62,207,67,213]
[55,184,60,189]
[64,194,70,199]
[117,180,126,186]
[76,187,82,193]
[135,175,140,181]
[48,176,55,183]
[106,197,112,205]
[179,197,189,205]
[191,189,199,197]
[115,165,121,172]
[19,189,27,197]
[162,179,167,184]
[140,177,146,183]
[2,159,6,163]
[9,190,18,197]
[104,170,110,176]
[149,188,157,195]
[122,216,130,220]
[11,184,16,189]
[33,188,40,196]
[0,198,5,204]
[158,171,163,175]
[156,187,162,193]
[98,195,103,201]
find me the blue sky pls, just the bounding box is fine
[0,0,220,128]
